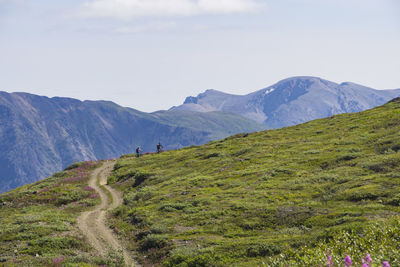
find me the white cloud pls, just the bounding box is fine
[115,21,177,33]
[80,0,262,20]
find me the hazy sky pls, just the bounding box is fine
[1,0,399,111]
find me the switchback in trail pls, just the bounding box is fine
[77,161,138,267]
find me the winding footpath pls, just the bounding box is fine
[77,161,138,267]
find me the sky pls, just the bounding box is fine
[0,0,399,112]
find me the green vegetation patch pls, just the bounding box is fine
[108,100,400,266]
[0,161,104,266]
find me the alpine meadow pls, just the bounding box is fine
[1,99,399,266]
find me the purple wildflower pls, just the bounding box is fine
[362,259,370,267]
[39,187,51,193]
[344,255,352,266]
[382,261,390,267]
[53,256,65,266]
[326,250,333,267]
[366,254,372,263]
[84,186,95,191]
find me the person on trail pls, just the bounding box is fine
[136,147,142,157]
[156,142,163,153]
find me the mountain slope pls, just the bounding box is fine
[172,76,400,128]
[0,92,263,193]
[1,99,400,266]
[108,98,400,266]
[0,161,105,266]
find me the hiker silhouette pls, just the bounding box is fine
[136,147,142,157]
[156,142,163,153]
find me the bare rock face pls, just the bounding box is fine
[0,92,263,193]
[172,77,400,129]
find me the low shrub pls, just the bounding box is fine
[64,162,83,171]
[132,171,152,187]
[166,247,219,267]
[346,191,381,202]
[246,243,282,257]
[139,234,169,251]
[160,203,191,212]
[336,153,360,161]
[55,191,88,205]
[386,193,400,206]
[203,153,219,159]
[26,236,84,254]
[232,148,251,157]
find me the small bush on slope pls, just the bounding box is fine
[108,100,400,266]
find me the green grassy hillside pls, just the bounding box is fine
[1,99,399,266]
[107,98,400,266]
[0,161,124,266]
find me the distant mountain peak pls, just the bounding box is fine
[198,89,230,97]
[183,89,223,104]
[280,75,322,81]
[173,77,400,127]
[183,96,198,104]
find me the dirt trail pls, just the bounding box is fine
[77,161,137,267]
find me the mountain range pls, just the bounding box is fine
[171,76,400,128]
[1,76,399,192]
[0,92,262,193]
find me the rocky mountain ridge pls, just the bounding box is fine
[172,76,400,128]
